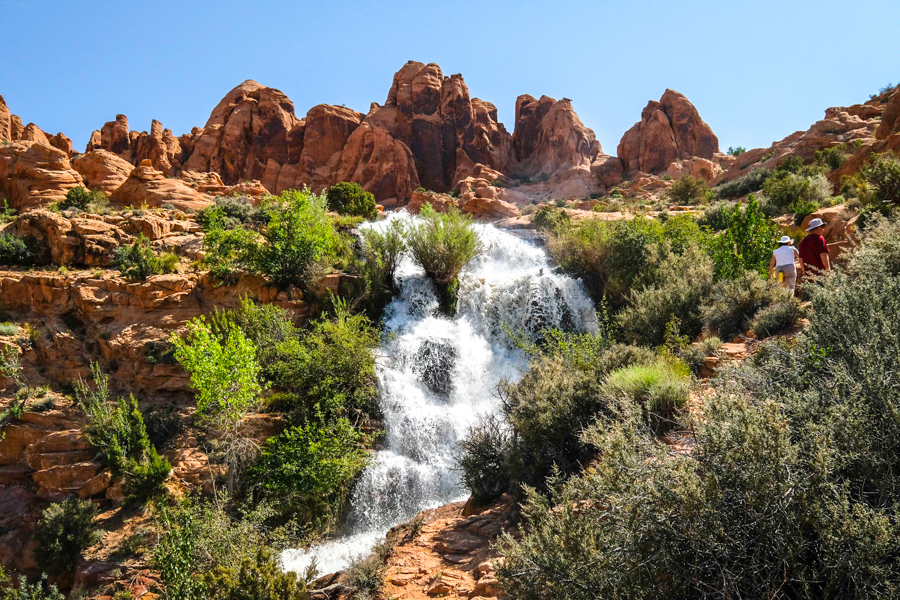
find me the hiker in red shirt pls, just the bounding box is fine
[798,218,831,275]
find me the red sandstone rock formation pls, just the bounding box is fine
[618,90,718,175]
[0,141,83,210]
[112,161,210,211]
[72,149,134,195]
[86,115,187,176]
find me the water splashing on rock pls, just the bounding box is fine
[282,211,597,575]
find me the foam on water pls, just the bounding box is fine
[282,211,597,575]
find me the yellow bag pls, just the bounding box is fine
[778,271,784,282]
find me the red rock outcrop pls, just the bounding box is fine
[113,161,210,211]
[618,90,719,175]
[72,149,134,195]
[0,94,11,142]
[0,141,84,210]
[86,115,187,176]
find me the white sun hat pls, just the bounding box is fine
[779,235,792,244]
[806,218,825,231]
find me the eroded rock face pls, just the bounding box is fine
[86,115,188,176]
[618,89,719,174]
[72,149,134,194]
[0,141,84,210]
[113,161,210,211]
[512,94,602,178]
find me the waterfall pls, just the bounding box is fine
[281,211,598,575]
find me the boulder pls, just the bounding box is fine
[876,89,900,140]
[0,141,84,210]
[113,161,211,211]
[72,149,134,194]
[407,190,462,214]
[665,157,722,182]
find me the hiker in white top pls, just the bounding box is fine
[769,235,802,295]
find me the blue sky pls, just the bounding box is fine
[3,0,898,154]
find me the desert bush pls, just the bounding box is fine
[702,270,788,340]
[326,181,378,219]
[0,323,18,336]
[750,298,803,338]
[791,199,821,226]
[602,359,690,429]
[247,418,368,531]
[0,234,35,266]
[172,317,262,431]
[532,205,570,231]
[457,413,512,506]
[714,167,771,198]
[407,203,481,312]
[196,195,264,230]
[816,145,848,170]
[696,202,731,231]
[496,237,900,598]
[200,225,260,282]
[0,569,64,600]
[125,446,172,505]
[113,234,178,279]
[202,548,307,600]
[267,301,379,422]
[760,171,831,212]
[861,152,900,205]
[59,187,108,212]
[667,175,711,205]
[703,195,779,280]
[727,146,746,156]
[0,200,15,224]
[616,244,714,346]
[33,498,103,574]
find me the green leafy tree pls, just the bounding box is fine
[0,568,64,600]
[704,195,779,280]
[326,181,378,219]
[0,234,35,266]
[33,498,103,575]
[249,418,369,531]
[360,218,407,310]
[861,152,900,205]
[666,175,711,205]
[407,203,482,313]
[172,317,262,431]
[202,548,307,600]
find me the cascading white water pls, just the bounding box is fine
[282,211,597,575]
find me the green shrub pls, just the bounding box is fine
[0,200,16,224]
[750,298,803,338]
[602,359,690,428]
[532,205,570,231]
[0,234,34,266]
[254,190,346,289]
[113,234,178,279]
[210,297,297,375]
[172,317,262,432]
[59,187,108,212]
[200,225,260,282]
[703,195,779,280]
[196,195,264,230]
[407,203,481,313]
[33,498,103,575]
[816,145,848,170]
[760,172,831,212]
[791,199,821,226]
[861,152,900,205]
[360,218,407,312]
[143,405,184,450]
[125,446,172,505]
[457,414,512,506]
[702,270,787,340]
[202,548,307,600]
[247,418,369,531]
[714,167,771,198]
[326,181,378,219]
[667,175,711,205]
[696,202,731,231]
[616,244,714,346]
[267,301,379,423]
[727,146,747,156]
[0,323,18,336]
[0,568,64,600]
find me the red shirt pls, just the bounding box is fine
[799,233,829,272]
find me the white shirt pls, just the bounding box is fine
[773,244,799,267]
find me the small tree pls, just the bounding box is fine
[704,195,779,280]
[407,203,482,313]
[360,218,407,312]
[113,234,178,280]
[33,498,103,575]
[172,317,262,432]
[727,146,747,156]
[862,152,900,205]
[326,181,378,219]
[667,175,711,205]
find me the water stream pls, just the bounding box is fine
[281,212,597,575]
